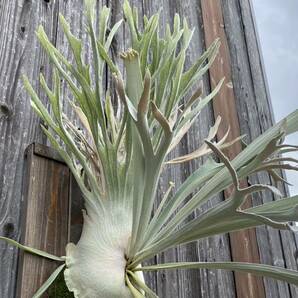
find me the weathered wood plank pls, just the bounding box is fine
[221,0,298,297]
[16,143,69,298]
[239,3,298,296]
[177,1,236,297]
[0,1,60,297]
[200,1,266,297]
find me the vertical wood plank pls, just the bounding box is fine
[238,2,298,297]
[16,143,69,298]
[222,1,298,297]
[173,1,236,297]
[200,0,266,297]
[0,1,60,296]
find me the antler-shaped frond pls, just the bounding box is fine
[131,119,298,266]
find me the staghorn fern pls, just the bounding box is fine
[1,0,298,297]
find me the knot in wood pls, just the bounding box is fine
[3,222,15,238]
[0,103,12,118]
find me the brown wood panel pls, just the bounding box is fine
[16,143,69,298]
[200,1,265,297]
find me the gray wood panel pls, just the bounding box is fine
[0,1,60,297]
[221,0,298,297]
[200,0,265,295]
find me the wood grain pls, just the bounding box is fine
[0,1,60,296]
[221,0,298,297]
[200,1,265,297]
[16,143,69,298]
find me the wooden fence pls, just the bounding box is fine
[0,0,297,297]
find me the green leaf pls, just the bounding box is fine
[151,112,298,248]
[84,0,96,22]
[143,159,224,245]
[181,18,194,50]
[176,78,224,131]
[59,14,83,71]
[121,49,143,106]
[178,38,220,100]
[135,194,298,265]
[36,26,92,121]
[40,126,99,208]
[32,264,66,298]
[0,236,64,262]
[39,71,62,123]
[97,40,118,73]
[127,271,158,298]
[123,0,140,49]
[125,274,145,298]
[247,195,298,222]
[165,49,186,117]
[105,19,123,50]
[139,14,159,75]
[135,261,298,286]
[98,6,110,44]
[23,75,59,132]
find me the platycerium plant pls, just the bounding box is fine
[1,0,298,297]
